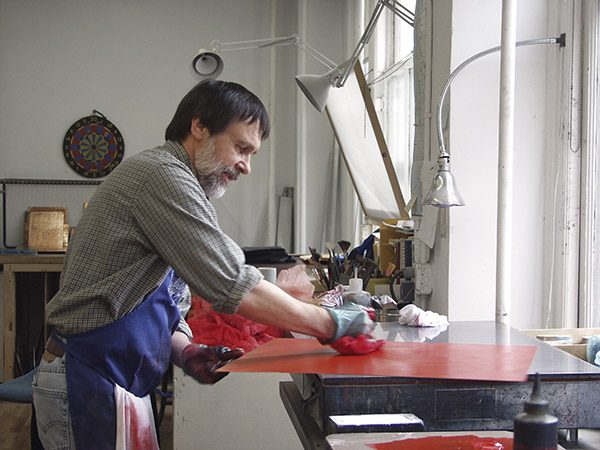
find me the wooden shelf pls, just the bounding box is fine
[1,254,64,380]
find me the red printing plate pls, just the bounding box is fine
[220,338,536,382]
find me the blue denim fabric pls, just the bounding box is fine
[32,353,76,449]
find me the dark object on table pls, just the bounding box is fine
[243,246,295,264]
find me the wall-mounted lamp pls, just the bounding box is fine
[190,34,337,81]
[296,0,414,112]
[423,34,566,208]
[191,0,415,112]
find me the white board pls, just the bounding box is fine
[325,64,408,221]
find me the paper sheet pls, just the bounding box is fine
[220,338,536,382]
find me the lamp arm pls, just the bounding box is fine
[335,0,387,88]
[210,35,299,52]
[295,40,338,70]
[436,35,566,159]
[335,0,415,88]
[382,0,415,27]
[209,34,336,71]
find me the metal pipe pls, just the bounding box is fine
[496,0,517,326]
[0,178,101,249]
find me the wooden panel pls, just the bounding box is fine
[0,254,65,265]
[3,267,17,381]
[325,63,409,221]
[2,262,63,380]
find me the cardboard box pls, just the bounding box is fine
[521,327,600,362]
[378,219,412,274]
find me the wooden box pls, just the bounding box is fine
[521,327,600,362]
[24,207,69,252]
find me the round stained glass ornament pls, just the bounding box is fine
[63,112,124,178]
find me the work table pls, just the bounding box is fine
[281,320,600,449]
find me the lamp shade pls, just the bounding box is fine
[190,50,223,79]
[295,70,337,112]
[423,157,465,207]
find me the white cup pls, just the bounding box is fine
[258,267,277,284]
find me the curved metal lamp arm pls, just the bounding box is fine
[436,35,566,160]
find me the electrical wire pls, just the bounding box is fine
[367,52,413,86]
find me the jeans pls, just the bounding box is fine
[32,352,76,449]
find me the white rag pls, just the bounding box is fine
[114,383,159,450]
[398,304,449,327]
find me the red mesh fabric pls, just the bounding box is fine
[187,296,286,352]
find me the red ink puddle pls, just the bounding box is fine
[368,435,513,450]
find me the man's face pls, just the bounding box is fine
[193,120,261,199]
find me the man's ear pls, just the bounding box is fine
[190,118,210,141]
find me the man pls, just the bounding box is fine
[33,80,373,449]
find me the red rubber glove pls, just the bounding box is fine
[330,334,385,355]
[181,344,244,384]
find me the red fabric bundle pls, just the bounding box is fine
[330,334,385,355]
[186,296,286,352]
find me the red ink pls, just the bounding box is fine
[367,435,513,450]
[123,401,159,449]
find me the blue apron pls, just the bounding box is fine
[53,270,181,449]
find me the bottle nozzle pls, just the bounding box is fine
[524,373,549,415]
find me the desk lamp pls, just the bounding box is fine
[295,0,415,112]
[190,34,338,80]
[191,1,414,111]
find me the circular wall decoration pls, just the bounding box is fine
[63,111,124,178]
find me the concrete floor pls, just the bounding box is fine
[0,399,174,450]
[1,399,599,449]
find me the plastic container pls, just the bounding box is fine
[342,277,371,307]
[586,335,600,365]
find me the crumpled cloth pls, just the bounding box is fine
[330,334,385,355]
[398,304,449,327]
[114,384,158,450]
[186,296,286,352]
[316,284,347,308]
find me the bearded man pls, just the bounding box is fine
[33,80,372,449]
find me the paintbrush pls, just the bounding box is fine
[338,240,351,273]
[308,247,330,290]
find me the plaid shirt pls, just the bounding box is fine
[46,140,262,336]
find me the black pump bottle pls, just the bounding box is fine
[513,373,558,450]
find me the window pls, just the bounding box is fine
[356,0,415,240]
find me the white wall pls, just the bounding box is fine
[0,0,346,441]
[0,0,343,251]
[426,0,559,329]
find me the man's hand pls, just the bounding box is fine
[181,344,244,384]
[321,303,375,344]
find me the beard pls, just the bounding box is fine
[193,137,239,199]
